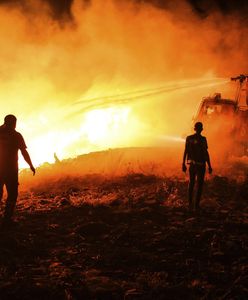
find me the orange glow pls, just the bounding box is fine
[0,0,247,169]
[81,107,130,144]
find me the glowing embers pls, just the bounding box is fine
[80,107,130,144]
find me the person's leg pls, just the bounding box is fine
[3,173,18,223]
[0,179,4,202]
[195,165,206,209]
[0,179,4,212]
[188,164,196,209]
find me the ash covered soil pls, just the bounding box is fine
[0,174,248,300]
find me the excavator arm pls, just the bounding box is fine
[231,74,248,106]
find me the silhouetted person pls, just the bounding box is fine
[0,115,35,227]
[54,152,60,163]
[182,122,212,210]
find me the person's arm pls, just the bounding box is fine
[21,148,36,175]
[205,138,212,174]
[182,138,188,172]
[206,150,212,174]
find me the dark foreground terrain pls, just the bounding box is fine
[0,174,247,299]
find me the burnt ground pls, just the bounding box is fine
[0,174,247,299]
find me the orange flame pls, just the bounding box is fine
[0,0,247,168]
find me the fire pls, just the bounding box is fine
[81,107,130,144]
[0,0,247,170]
[18,106,132,168]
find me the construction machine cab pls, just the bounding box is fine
[196,93,236,122]
[194,75,248,156]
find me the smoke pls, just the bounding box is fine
[0,0,247,167]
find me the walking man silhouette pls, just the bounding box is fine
[0,115,35,227]
[182,122,212,210]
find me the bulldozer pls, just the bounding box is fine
[193,75,248,157]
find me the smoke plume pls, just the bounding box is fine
[0,0,247,167]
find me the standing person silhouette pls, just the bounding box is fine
[0,115,35,227]
[182,122,212,211]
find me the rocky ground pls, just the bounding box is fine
[0,174,247,299]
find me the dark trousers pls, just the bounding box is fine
[0,172,18,221]
[188,163,206,209]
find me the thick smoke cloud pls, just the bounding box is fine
[1,0,248,19]
[0,0,247,168]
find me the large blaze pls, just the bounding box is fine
[0,0,247,169]
[0,2,248,298]
[81,107,130,144]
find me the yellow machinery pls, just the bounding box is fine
[194,75,248,156]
